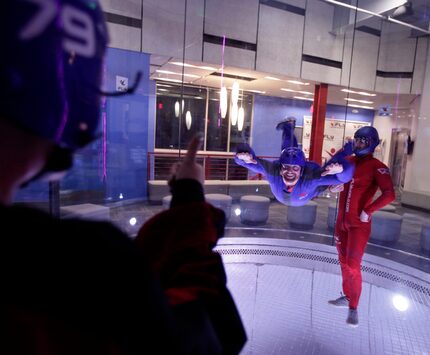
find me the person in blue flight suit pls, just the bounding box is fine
[234,119,354,206]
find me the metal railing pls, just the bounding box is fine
[147,151,276,181]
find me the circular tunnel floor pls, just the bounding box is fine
[216,237,430,355]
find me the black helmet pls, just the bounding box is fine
[353,126,380,156]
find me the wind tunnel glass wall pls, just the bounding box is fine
[12,0,430,310]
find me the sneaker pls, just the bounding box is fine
[328,293,349,308]
[346,309,359,327]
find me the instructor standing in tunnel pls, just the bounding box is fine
[328,126,395,327]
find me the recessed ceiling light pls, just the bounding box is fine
[170,61,218,71]
[341,88,376,97]
[155,78,184,83]
[287,80,310,85]
[247,89,266,94]
[281,88,313,95]
[265,76,281,81]
[347,103,374,110]
[294,96,314,101]
[344,97,374,104]
[156,69,200,78]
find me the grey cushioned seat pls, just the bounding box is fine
[205,193,233,221]
[240,195,271,225]
[369,211,402,243]
[420,224,430,252]
[380,204,396,213]
[327,202,339,231]
[287,201,318,230]
[162,195,172,210]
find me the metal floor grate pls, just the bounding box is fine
[216,247,430,297]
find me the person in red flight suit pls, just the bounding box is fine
[328,126,395,328]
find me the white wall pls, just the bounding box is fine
[404,43,430,193]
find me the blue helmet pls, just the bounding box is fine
[280,147,306,167]
[0,0,108,150]
[353,126,380,156]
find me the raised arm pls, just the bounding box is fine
[234,143,274,176]
[320,141,355,183]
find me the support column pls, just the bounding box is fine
[309,83,328,165]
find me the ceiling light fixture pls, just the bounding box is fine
[185,110,192,130]
[281,88,314,95]
[341,88,376,97]
[247,89,266,94]
[156,69,200,78]
[344,97,374,104]
[219,36,227,120]
[347,103,374,110]
[287,80,310,85]
[170,61,218,71]
[265,76,281,81]
[293,96,314,101]
[238,89,245,131]
[155,78,184,83]
[230,102,238,126]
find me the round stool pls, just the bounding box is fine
[205,193,232,221]
[327,202,338,231]
[420,224,430,252]
[162,195,172,210]
[240,195,271,225]
[380,204,396,213]
[370,211,402,244]
[287,201,317,230]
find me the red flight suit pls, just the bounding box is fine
[335,154,395,309]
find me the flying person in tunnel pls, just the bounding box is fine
[234,118,355,206]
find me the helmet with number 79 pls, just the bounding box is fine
[0,0,108,151]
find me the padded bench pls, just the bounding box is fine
[380,204,396,213]
[327,202,339,231]
[228,180,273,201]
[61,203,110,221]
[287,201,318,230]
[148,179,273,203]
[401,189,430,212]
[420,224,430,252]
[369,211,402,244]
[239,195,271,225]
[205,193,233,221]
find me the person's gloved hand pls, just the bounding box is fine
[169,134,204,186]
[321,162,343,176]
[236,152,257,164]
[329,184,344,193]
[360,210,370,222]
[342,140,354,156]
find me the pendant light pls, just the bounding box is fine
[186,110,192,130]
[238,90,245,131]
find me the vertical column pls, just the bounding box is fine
[309,83,328,165]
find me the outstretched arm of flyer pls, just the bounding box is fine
[234,143,271,175]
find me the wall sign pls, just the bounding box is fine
[302,116,370,163]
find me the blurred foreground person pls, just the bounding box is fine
[136,135,246,354]
[0,1,245,353]
[328,126,395,328]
